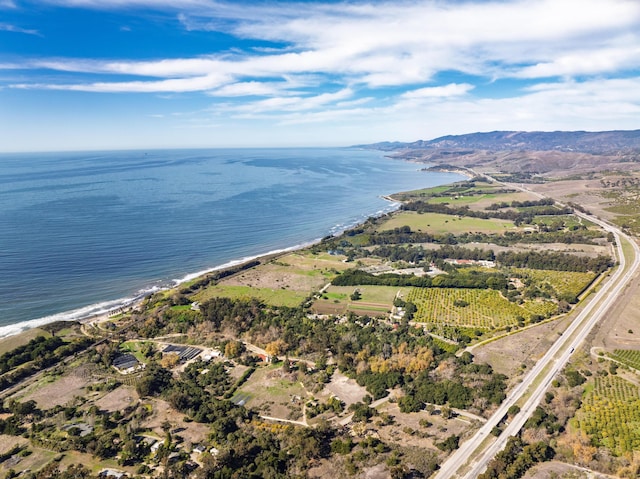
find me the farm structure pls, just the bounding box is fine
[112,353,143,373]
[162,344,202,362]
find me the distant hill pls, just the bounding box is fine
[359,130,640,155]
[359,130,640,176]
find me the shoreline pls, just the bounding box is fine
[0,194,414,340]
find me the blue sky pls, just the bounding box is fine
[1,0,640,151]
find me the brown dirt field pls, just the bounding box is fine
[526,177,619,222]
[591,263,640,351]
[94,385,138,412]
[319,372,367,407]
[223,251,352,292]
[235,365,309,420]
[20,372,92,409]
[0,434,28,454]
[472,315,574,379]
[523,461,613,479]
[375,402,474,451]
[141,398,210,446]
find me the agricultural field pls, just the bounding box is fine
[376,211,516,234]
[511,268,597,299]
[194,284,309,307]
[194,251,365,307]
[406,287,557,330]
[312,285,410,317]
[608,349,640,371]
[575,375,640,455]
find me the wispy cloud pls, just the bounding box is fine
[9,0,640,95]
[2,0,640,151]
[401,84,475,100]
[0,23,41,36]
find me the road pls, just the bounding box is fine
[434,191,640,478]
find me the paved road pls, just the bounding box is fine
[434,189,640,478]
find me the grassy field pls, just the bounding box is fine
[234,364,308,419]
[194,284,308,307]
[312,285,410,317]
[376,211,516,234]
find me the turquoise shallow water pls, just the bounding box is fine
[0,148,462,336]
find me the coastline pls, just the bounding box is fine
[0,195,411,340]
[0,150,461,339]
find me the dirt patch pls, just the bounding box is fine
[141,398,210,446]
[472,315,573,378]
[375,402,474,451]
[318,372,367,407]
[223,252,351,293]
[21,372,91,409]
[235,365,309,420]
[523,460,612,479]
[0,434,28,454]
[95,385,138,413]
[591,262,640,351]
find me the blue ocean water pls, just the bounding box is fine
[0,148,462,336]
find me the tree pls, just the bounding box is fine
[224,340,244,359]
[265,339,288,358]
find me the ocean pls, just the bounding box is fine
[0,148,462,337]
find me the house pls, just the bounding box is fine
[193,444,206,454]
[99,470,126,479]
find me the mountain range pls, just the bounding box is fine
[360,130,640,176]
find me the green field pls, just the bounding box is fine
[512,268,597,299]
[195,284,308,307]
[406,287,556,330]
[575,375,640,455]
[313,285,411,316]
[376,211,516,234]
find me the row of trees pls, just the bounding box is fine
[0,337,92,391]
[332,268,508,290]
[401,201,573,223]
[497,251,613,273]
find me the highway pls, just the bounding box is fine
[434,198,640,478]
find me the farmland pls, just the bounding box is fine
[575,375,640,455]
[312,285,410,316]
[376,211,516,234]
[609,349,640,371]
[511,268,597,299]
[406,287,557,331]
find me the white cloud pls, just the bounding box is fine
[514,43,640,78]
[10,0,640,93]
[0,23,40,36]
[401,84,475,100]
[230,87,354,113]
[13,72,230,92]
[3,0,640,151]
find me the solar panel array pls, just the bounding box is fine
[163,344,202,362]
[112,353,139,370]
